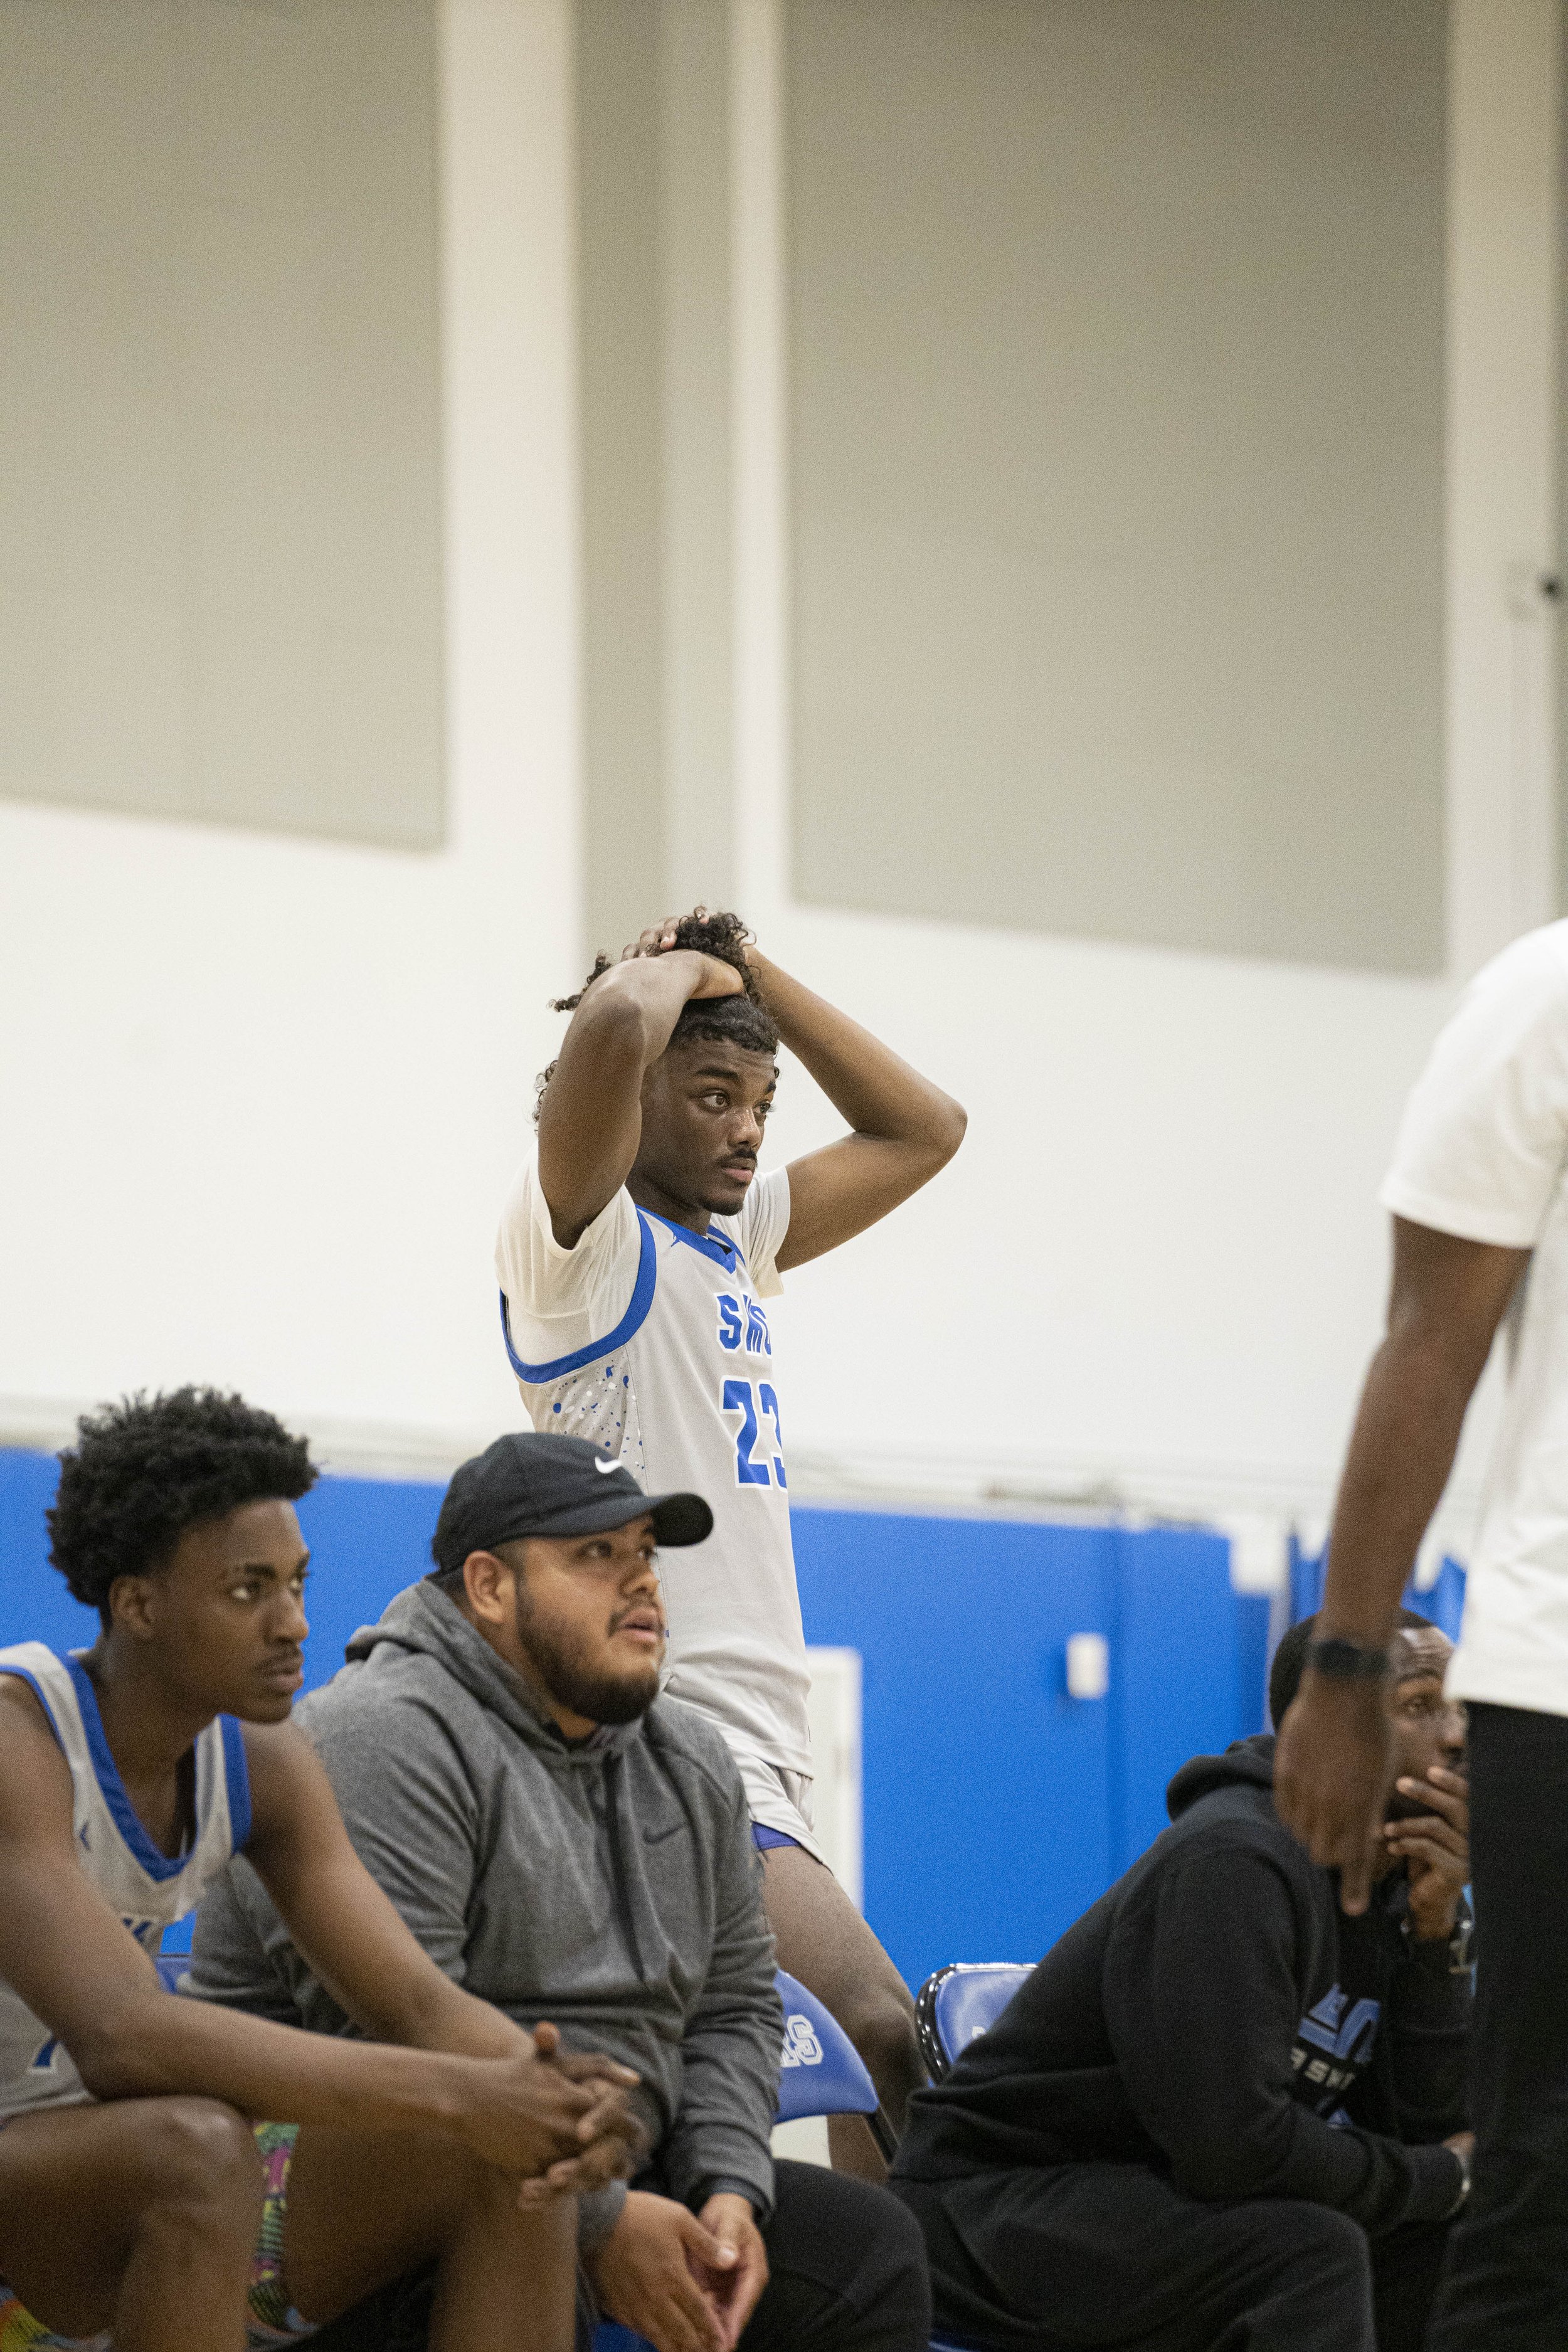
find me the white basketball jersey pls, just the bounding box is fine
[0,1644,251,2119]
[496,1157,812,1780]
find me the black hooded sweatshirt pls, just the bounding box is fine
[894,1735,1470,2237]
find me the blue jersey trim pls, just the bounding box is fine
[640,1207,746,1270]
[0,1662,65,1748]
[220,1715,252,1852]
[751,1822,802,1852]
[501,1210,660,1383]
[65,1653,194,1883]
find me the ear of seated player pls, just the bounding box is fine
[890,1614,1473,2352]
[0,1392,642,2352]
[188,1429,932,2352]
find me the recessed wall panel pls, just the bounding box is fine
[0,0,444,848]
[787,0,1446,972]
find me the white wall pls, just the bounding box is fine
[0,0,576,1470]
[0,0,1560,1573]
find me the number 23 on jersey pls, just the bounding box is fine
[723,1379,787,1488]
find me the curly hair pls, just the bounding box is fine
[48,1388,317,1624]
[536,908,780,1117]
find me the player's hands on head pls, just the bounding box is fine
[619,912,747,1003]
[588,2189,767,2352]
[1385,1763,1470,1941]
[622,914,686,960]
[1274,1674,1394,1916]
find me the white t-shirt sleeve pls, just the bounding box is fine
[1380,926,1568,1250]
[732,1166,792,1300]
[494,1152,645,1365]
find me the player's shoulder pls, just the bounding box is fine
[0,1664,76,1826]
[1463,919,1568,1030]
[0,1646,77,1756]
[0,1664,61,1746]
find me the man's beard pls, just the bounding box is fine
[514,1592,660,1727]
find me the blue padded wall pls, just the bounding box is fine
[2,1453,1263,1991]
[791,1507,1249,1991]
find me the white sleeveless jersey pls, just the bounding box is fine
[0,1643,251,2119]
[496,1156,811,1782]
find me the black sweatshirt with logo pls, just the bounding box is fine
[894,1735,1470,2236]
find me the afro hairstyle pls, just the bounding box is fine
[1268,1606,1436,1732]
[535,907,780,1120]
[48,1387,317,1625]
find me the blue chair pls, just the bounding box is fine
[914,1966,1036,2352]
[773,1966,895,2160]
[914,1962,1032,2080]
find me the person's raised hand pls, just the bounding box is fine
[460,2033,644,2195]
[694,2193,768,2351]
[622,915,687,960]
[1274,1676,1394,1916]
[588,2190,738,2352]
[617,912,745,1003]
[616,914,744,1004]
[1385,1764,1470,1942]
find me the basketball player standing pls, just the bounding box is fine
[496,911,965,2170]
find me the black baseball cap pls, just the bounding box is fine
[429,1432,712,1577]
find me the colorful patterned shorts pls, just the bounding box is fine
[0,2122,316,2351]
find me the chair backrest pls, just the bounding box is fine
[772,1967,879,2123]
[915,1962,1032,2079]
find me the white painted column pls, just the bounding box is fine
[1446,0,1562,977]
[729,0,792,933]
[441,0,581,914]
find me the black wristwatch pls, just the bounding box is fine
[1305,1637,1389,1683]
[1401,1910,1475,1976]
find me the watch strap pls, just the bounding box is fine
[1305,1636,1389,1682]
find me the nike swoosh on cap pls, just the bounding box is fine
[595,1455,621,1473]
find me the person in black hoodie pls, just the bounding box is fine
[891,1613,1472,2352]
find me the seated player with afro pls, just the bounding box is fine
[0,1387,641,2352]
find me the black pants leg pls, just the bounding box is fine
[739,2160,931,2352]
[1429,1701,1568,2350]
[897,2166,1445,2352]
[1369,2218,1453,2352]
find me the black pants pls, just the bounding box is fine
[308,2158,930,2352]
[1429,1701,1568,2350]
[896,2166,1449,2352]
[728,2159,930,2352]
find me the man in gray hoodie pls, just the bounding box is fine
[189,1432,929,2352]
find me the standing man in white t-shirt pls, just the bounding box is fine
[495,908,966,2172]
[1276,918,1568,2350]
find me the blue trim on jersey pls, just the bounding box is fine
[0,1662,65,1748]
[501,1210,660,1383]
[640,1207,746,1270]
[65,1653,194,1883]
[220,1715,252,1851]
[751,1823,802,1852]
